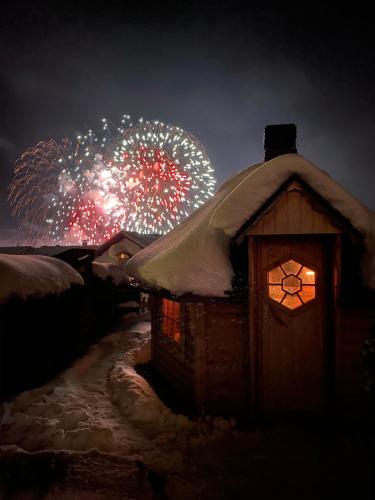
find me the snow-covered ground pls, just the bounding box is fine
[0,318,372,499]
[0,318,232,497]
[0,320,222,455]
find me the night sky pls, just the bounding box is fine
[1,1,374,238]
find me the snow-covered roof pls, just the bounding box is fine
[95,231,160,258]
[0,254,84,303]
[125,154,375,297]
[92,261,131,285]
[0,245,95,257]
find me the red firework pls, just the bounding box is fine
[66,194,120,245]
[116,146,192,227]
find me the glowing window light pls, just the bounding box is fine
[268,260,316,310]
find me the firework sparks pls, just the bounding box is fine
[8,139,72,242]
[108,119,216,233]
[9,116,216,244]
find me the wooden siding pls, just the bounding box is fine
[336,306,375,399]
[201,302,249,416]
[247,182,343,236]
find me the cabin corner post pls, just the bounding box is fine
[248,236,258,420]
[332,234,342,409]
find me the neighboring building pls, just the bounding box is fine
[125,124,375,419]
[95,231,160,267]
[93,231,160,315]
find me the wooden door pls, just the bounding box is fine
[251,237,330,416]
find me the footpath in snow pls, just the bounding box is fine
[0,316,230,498]
[0,316,372,499]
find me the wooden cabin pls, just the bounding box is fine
[95,231,160,266]
[126,124,375,419]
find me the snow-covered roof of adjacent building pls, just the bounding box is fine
[95,231,160,258]
[0,254,84,303]
[125,154,375,297]
[92,261,131,285]
[0,245,95,257]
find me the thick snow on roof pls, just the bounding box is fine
[92,261,130,285]
[0,254,84,303]
[126,154,375,297]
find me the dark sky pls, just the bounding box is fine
[1,1,374,233]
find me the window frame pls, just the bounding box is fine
[161,298,182,343]
[267,258,316,311]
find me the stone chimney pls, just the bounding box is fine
[264,123,297,161]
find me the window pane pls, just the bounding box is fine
[268,285,285,303]
[299,266,316,284]
[268,266,285,284]
[282,275,301,295]
[174,302,180,322]
[162,299,181,342]
[299,285,315,303]
[281,259,302,276]
[282,294,303,310]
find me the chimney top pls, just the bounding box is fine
[264,123,297,161]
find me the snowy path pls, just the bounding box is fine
[0,317,218,499]
[0,317,197,498]
[0,320,155,456]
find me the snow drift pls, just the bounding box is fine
[0,254,84,303]
[126,154,375,296]
[0,322,228,459]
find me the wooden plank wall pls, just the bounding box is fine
[199,302,250,416]
[248,182,342,236]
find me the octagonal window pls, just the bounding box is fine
[267,259,316,310]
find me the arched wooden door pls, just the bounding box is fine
[250,236,331,416]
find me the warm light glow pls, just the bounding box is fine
[268,259,316,309]
[117,252,129,261]
[162,299,181,342]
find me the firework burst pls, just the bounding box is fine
[9,116,216,244]
[8,139,72,242]
[108,119,216,233]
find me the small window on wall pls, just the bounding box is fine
[162,299,181,342]
[116,252,130,263]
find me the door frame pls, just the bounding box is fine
[248,234,338,420]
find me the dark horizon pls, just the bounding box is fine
[1,1,374,239]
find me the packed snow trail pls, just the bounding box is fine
[0,316,231,498]
[0,320,155,455]
[0,317,218,469]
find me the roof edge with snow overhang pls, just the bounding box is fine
[125,154,375,297]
